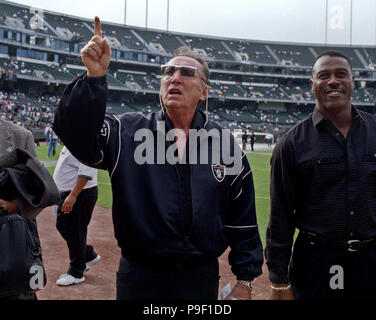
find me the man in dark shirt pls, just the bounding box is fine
[250,131,255,152]
[53,17,263,300]
[266,50,376,299]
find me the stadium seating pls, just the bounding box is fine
[268,44,314,66]
[101,23,148,51]
[225,40,277,65]
[134,29,182,54]
[0,2,54,36]
[1,0,376,139]
[180,35,235,62]
[43,12,94,42]
[313,46,365,69]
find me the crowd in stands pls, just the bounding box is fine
[0,80,374,141]
[0,85,310,139]
[1,56,376,106]
[0,89,58,130]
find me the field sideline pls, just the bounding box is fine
[36,145,272,248]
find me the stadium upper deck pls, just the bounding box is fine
[1,0,376,137]
[1,0,376,67]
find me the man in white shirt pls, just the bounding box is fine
[53,146,101,286]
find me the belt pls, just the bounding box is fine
[299,230,376,252]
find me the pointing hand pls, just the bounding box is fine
[81,16,111,78]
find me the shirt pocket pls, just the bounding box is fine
[297,158,342,188]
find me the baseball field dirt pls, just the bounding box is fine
[35,206,271,300]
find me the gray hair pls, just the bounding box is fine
[173,46,210,84]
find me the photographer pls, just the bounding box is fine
[0,118,59,300]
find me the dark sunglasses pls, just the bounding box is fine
[161,64,206,83]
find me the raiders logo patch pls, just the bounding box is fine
[212,165,226,183]
[100,123,108,137]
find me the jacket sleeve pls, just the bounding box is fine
[265,136,297,284]
[53,73,110,170]
[14,129,40,218]
[224,152,264,281]
[25,129,37,158]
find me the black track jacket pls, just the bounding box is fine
[53,73,263,281]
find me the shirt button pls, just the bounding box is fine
[350,232,354,237]
[336,133,340,136]
[350,211,354,216]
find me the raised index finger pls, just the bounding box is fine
[94,16,102,37]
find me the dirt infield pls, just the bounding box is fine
[35,206,270,300]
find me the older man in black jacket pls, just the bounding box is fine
[54,17,263,300]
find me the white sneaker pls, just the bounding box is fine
[56,273,85,286]
[85,255,101,273]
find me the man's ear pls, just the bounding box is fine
[200,85,208,102]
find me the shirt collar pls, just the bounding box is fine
[312,105,365,127]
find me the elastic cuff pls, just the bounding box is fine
[234,271,255,282]
[268,269,289,284]
[83,72,106,84]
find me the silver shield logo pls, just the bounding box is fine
[212,165,226,183]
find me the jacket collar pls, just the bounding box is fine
[153,109,207,133]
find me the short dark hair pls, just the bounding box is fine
[173,46,210,84]
[312,50,353,75]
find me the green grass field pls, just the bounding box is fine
[37,146,271,247]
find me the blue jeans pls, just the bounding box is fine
[47,139,57,158]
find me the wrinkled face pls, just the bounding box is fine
[311,55,355,115]
[160,56,208,113]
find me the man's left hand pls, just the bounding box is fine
[0,199,19,214]
[61,194,77,214]
[225,282,252,300]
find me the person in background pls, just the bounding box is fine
[0,118,53,300]
[47,126,58,158]
[53,146,100,286]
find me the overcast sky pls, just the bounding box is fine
[7,0,376,45]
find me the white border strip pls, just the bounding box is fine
[230,166,244,187]
[110,115,122,179]
[103,120,111,146]
[242,170,252,180]
[92,150,104,166]
[233,188,243,200]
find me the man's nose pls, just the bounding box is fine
[170,69,183,82]
[328,74,340,85]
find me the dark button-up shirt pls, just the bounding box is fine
[266,106,376,283]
